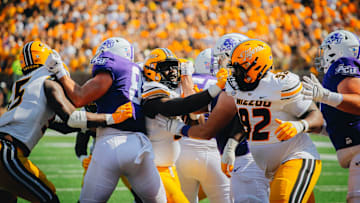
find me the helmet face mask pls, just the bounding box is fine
[228,39,273,91]
[315,30,360,73]
[144,48,180,89]
[157,61,180,89]
[20,41,53,75]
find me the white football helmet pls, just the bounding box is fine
[214,33,249,69]
[315,30,360,73]
[95,37,134,62]
[194,48,219,75]
[214,33,249,57]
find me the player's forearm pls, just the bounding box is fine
[59,76,89,107]
[336,94,360,116]
[301,104,324,134]
[181,75,196,97]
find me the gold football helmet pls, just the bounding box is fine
[143,48,180,89]
[20,41,53,75]
[228,39,273,91]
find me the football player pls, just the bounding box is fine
[141,48,228,203]
[46,37,167,203]
[213,33,270,202]
[176,48,232,203]
[0,41,133,203]
[170,39,324,203]
[302,30,360,203]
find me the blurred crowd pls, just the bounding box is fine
[0,0,359,76]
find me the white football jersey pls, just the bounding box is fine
[227,71,320,177]
[0,67,55,152]
[142,81,182,167]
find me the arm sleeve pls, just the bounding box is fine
[142,90,214,118]
[75,131,90,158]
[48,119,81,134]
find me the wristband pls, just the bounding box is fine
[67,111,87,129]
[300,120,309,132]
[189,113,200,120]
[105,114,115,125]
[180,125,191,137]
[208,85,222,98]
[323,91,343,107]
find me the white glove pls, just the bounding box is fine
[180,61,194,76]
[45,50,69,79]
[155,115,185,135]
[302,73,343,107]
[221,138,238,178]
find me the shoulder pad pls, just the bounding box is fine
[142,81,170,100]
[274,71,302,100]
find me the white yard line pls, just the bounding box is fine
[57,186,127,192]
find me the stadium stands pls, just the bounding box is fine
[0,0,359,75]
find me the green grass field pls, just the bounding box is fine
[18,131,348,203]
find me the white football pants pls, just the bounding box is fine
[231,153,269,203]
[79,128,166,203]
[176,138,231,203]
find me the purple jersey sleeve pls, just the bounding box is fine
[192,73,217,90]
[91,51,146,133]
[321,57,360,150]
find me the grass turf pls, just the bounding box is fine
[17,132,347,203]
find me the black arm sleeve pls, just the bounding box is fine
[48,121,81,134]
[142,90,214,118]
[228,114,246,142]
[75,130,92,158]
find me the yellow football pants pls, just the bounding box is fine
[157,166,189,203]
[0,139,57,203]
[270,159,322,203]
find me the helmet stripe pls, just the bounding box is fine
[23,42,30,66]
[210,48,214,74]
[130,45,134,61]
[162,48,172,57]
[27,41,34,65]
[24,41,34,66]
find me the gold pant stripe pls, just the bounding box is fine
[0,140,54,201]
[289,159,316,203]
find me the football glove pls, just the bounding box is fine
[193,84,202,93]
[106,102,133,125]
[80,155,92,171]
[302,73,343,107]
[180,60,195,76]
[208,68,230,98]
[45,50,69,80]
[275,119,309,141]
[221,138,238,178]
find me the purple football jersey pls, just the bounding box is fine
[321,57,360,150]
[192,73,217,90]
[91,51,146,133]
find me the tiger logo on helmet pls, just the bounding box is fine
[228,39,273,91]
[20,41,53,75]
[143,48,181,89]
